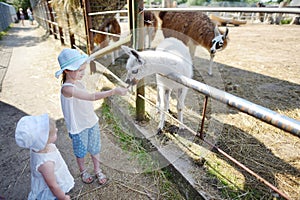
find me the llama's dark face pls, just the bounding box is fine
[210,27,229,54]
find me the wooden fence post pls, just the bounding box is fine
[58,26,64,45]
[47,0,57,39]
[82,0,94,54]
[44,1,52,35]
[82,0,96,73]
[131,0,146,121]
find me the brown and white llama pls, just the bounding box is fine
[159,11,229,75]
[93,17,121,64]
[144,10,158,49]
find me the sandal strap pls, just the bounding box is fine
[80,169,94,184]
[81,169,92,179]
[80,169,87,175]
[96,171,107,180]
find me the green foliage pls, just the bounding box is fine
[187,0,207,5]
[0,25,10,40]
[281,18,292,24]
[12,0,31,12]
[176,0,188,4]
[101,102,152,166]
[101,102,184,199]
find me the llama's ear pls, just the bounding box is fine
[121,45,140,57]
[224,28,229,38]
[121,45,133,55]
[121,45,142,61]
[214,26,220,36]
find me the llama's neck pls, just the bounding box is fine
[138,51,189,77]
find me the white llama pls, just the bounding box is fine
[122,37,193,133]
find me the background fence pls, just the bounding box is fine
[31,0,127,54]
[0,2,17,32]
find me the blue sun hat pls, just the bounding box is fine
[55,48,88,78]
[15,114,49,151]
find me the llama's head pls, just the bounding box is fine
[121,45,146,86]
[210,26,229,55]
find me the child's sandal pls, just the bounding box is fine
[80,169,94,184]
[96,170,109,186]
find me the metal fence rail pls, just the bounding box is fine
[164,72,300,138]
[146,7,300,14]
[151,72,299,200]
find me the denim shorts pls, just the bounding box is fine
[69,123,101,158]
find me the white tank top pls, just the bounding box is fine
[28,144,74,200]
[60,82,98,134]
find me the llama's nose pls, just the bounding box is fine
[125,78,138,86]
[125,79,131,84]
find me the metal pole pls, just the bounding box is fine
[165,72,300,138]
[145,7,300,14]
[198,95,208,139]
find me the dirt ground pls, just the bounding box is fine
[1,20,300,200]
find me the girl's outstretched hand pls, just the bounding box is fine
[113,87,128,96]
[63,195,71,200]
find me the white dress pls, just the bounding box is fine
[28,144,74,200]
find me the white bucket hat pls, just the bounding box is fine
[55,48,88,78]
[15,114,49,151]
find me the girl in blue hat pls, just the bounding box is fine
[55,48,127,185]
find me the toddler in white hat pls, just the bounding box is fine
[15,114,74,200]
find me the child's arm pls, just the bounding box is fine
[62,85,128,101]
[38,161,71,200]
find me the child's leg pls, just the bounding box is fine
[77,157,94,184]
[69,132,94,184]
[87,124,101,173]
[91,154,108,185]
[76,157,86,172]
[91,154,100,173]
[87,124,108,185]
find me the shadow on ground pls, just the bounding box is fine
[1,25,51,48]
[0,101,31,198]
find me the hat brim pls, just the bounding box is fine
[15,113,49,151]
[55,54,88,78]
